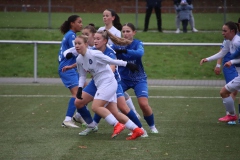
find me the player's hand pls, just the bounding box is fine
[115,49,127,54]
[62,66,71,72]
[200,58,208,65]
[76,87,83,99]
[214,67,221,75]
[126,62,138,72]
[224,61,232,68]
[66,52,73,59]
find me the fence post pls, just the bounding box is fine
[33,42,38,83]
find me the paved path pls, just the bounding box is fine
[0,77,226,87]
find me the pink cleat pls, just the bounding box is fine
[218,115,237,122]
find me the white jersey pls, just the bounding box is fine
[98,26,121,45]
[76,49,127,88]
[206,34,240,74]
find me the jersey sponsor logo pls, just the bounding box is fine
[89,59,93,64]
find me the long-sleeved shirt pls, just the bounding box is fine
[76,49,127,88]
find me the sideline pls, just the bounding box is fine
[0,77,225,86]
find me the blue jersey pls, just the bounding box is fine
[93,46,121,82]
[111,39,147,82]
[58,30,77,71]
[220,39,238,83]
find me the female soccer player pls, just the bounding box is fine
[67,35,144,140]
[108,23,159,134]
[58,15,86,128]
[200,21,240,123]
[98,9,141,118]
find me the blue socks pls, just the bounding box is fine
[144,114,155,127]
[126,110,142,128]
[77,106,93,124]
[66,97,76,117]
[93,113,102,124]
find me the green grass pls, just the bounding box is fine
[1,84,240,160]
[0,12,239,30]
[0,12,238,79]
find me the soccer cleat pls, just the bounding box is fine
[228,121,236,125]
[111,122,125,138]
[128,129,148,138]
[150,127,159,133]
[175,28,180,33]
[192,28,198,32]
[62,120,79,128]
[79,126,98,136]
[126,128,144,140]
[218,115,237,122]
[73,115,87,127]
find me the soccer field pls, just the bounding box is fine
[0,84,239,160]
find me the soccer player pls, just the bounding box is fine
[109,23,159,134]
[97,9,141,118]
[200,21,240,123]
[66,35,144,140]
[58,15,86,128]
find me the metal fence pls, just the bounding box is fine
[0,40,221,83]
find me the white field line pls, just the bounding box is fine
[0,95,221,99]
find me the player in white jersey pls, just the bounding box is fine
[69,35,144,140]
[200,21,240,123]
[98,9,141,118]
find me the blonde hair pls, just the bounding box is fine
[104,30,132,46]
[76,35,88,43]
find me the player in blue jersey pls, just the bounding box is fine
[61,24,97,127]
[200,21,240,123]
[108,23,159,134]
[58,15,86,128]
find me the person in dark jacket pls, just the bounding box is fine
[143,0,162,32]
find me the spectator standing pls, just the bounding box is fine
[143,0,162,32]
[175,0,193,33]
[174,0,198,33]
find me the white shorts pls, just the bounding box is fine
[225,75,240,92]
[94,77,117,103]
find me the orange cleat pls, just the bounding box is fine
[126,128,144,140]
[111,122,125,138]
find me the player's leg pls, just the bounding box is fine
[134,80,158,133]
[59,69,82,128]
[124,92,141,119]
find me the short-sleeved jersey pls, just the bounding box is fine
[76,49,127,88]
[111,39,147,82]
[98,26,121,45]
[58,30,77,70]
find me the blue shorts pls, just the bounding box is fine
[120,79,148,98]
[84,79,124,98]
[58,69,79,89]
[223,66,238,83]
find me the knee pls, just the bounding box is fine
[220,90,230,98]
[74,99,84,109]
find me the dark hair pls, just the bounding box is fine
[122,23,136,31]
[225,21,238,34]
[105,9,122,31]
[83,23,96,34]
[60,15,80,34]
